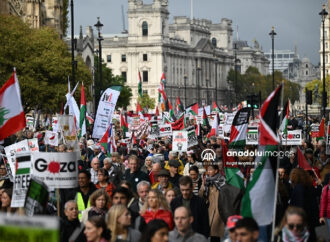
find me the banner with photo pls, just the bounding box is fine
[57,115,78,150]
[92,86,122,139]
[31,151,79,189]
[187,126,198,148]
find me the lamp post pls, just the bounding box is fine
[234,43,238,105]
[197,64,201,106]
[320,4,328,118]
[94,17,104,104]
[214,57,218,105]
[269,26,277,90]
[70,0,75,86]
[184,74,187,107]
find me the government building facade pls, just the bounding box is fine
[102,0,269,110]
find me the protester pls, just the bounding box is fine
[0,162,13,189]
[103,157,122,187]
[138,219,169,242]
[167,159,182,188]
[223,215,242,242]
[235,217,260,242]
[0,188,15,214]
[60,200,86,242]
[151,169,174,194]
[319,176,330,236]
[95,168,115,197]
[107,204,141,242]
[87,189,110,220]
[165,188,176,205]
[275,206,310,242]
[84,216,110,242]
[141,156,153,175]
[130,180,150,214]
[140,189,174,230]
[170,176,209,237]
[188,166,202,196]
[91,157,101,184]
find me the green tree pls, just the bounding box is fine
[94,56,132,109]
[62,0,69,37]
[138,93,155,110]
[0,15,93,114]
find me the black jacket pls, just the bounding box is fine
[60,217,86,242]
[123,169,150,193]
[170,194,210,237]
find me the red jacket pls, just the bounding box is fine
[320,184,330,218]
[141,209,174,230]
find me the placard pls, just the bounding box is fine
[246,127,258,145]
[31,151,79,189]
[159,124,172,137]
[172,131,188,152]
[187,127,198,148]
[25,178,49,216]
[44,131,59,146]
[280,130,302,146]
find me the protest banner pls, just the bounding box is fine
[58,115,78,149]
[172,131,188,152]
[27,138,39,152]
[11,153,31,207]
[148,121,159,139]
[310,123,319,138]
[44,131,59,146]
[25,177,49,216]
[224,113,235,133]
[246,126,258,145]
[280,130,302,146]
[159,124,172,137]
[92,86,122,139]
[218,123,224,138]
[31,151,79,189]
[187,126,198,148]
[0,214,59,242]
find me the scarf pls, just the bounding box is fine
[203,173,226,198]
[282,226,309,242]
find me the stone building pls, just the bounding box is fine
[0,0,64,37]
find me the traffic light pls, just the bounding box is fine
[247,94,259,109]
[306,90,312,105]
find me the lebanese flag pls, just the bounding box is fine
[207,113,219,138]
[0,71,26,140]
[229,107,250,148]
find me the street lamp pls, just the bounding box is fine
[70,0,75,87]
[269,26,277,90]
[320,4,328,118]
[184,74,187,107]
[94,17,104,105]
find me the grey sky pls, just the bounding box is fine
[73,0,325,65]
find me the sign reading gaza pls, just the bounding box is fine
[31,151,79,189]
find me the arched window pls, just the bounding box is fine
[212,37,217,47]
[142,21,148,36]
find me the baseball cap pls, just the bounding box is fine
[227,215,243,230]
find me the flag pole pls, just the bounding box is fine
[271,81,284,241]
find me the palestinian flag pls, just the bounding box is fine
[228,107,250,148]
[297,147,312,171]
[120,113,128,135]
[98,126,110,154]
[186,103,199,116]
[86,114,94,126]
[176,97,185,114]
[207,113,219,138]
[138,71,143,98]
[136,102,143,113]
[212,101,220,113]
[79,82,87,138]
[279,100,289,135]
[202,107,210,128]
[241,85,282,226]
[168,99,176,121]
[171,114,185,130]
[0,71,26,140]
[317,118,325,141]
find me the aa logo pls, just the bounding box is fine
[201,149,216,162]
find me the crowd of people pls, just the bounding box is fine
[0,116,330,242]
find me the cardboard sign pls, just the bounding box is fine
[0,214,59,242]
[172,131,188,152]
[11,153,31,208]
[280,130,302,146]
[187,126,198,148]
[31,151,79,189]
[246,127,258,145]
[159,124,172,137]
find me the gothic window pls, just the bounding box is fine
[142,21,148,36]
[212,38,217,47]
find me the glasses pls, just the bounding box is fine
[287,223,304,231]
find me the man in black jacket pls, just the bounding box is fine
[122,155,150,193]
[170,176,210,238]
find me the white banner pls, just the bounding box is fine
[172,131,188,152]
[148,121,159,139]
[218,123,224,139]
[11,153,31,207]
[159,124,172,137]
[224,113,235,133]
[280,130,302,146]
[31,151,79,189]
[92,87,121,139]
[44,131,59,146]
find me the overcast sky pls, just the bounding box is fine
[72,0,325,65]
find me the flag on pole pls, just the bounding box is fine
[202,107,210,128]
[98,126,109,154]
[79,82,87,138]
[138,71,143,98]
[207,113,219,138]
[297,147,312,171]
[240,85,282,226]
[212,101,220,113]
[176,96,184,114]
[168,99,176,121]
[228,107,250,148]
[279,100,289,135]
[136,102,143,113]
[186,103,199,116]
[0,71,26,140]
[120,113,128,135]
[317,118,325,140]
